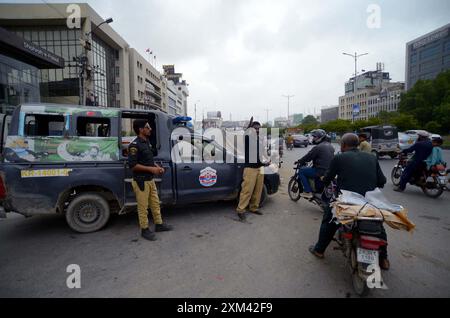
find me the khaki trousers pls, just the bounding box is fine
[131,180,163,229]
[237,167,264,213]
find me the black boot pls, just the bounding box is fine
[238,212,247,221]
[155,223,173,232]
[141,228,156,241]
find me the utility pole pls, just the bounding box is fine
[282,95,294,126]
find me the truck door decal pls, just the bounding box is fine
[199,167,217,187]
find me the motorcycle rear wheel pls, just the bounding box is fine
[422,178,444,198]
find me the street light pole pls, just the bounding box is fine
[282,95,294,126]
[194,100,200,125]
[263,108,271,125]
[343,52,368,121]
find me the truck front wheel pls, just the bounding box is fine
[65,193,110,233]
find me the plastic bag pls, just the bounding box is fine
[365,188,403,212]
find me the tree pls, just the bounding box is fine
[389,113,419,132]
[302,115,319,126]
[424,121,441,133]
[398,69,450,133]
[320,119,353,135]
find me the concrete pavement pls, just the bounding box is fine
[0,146,449,297]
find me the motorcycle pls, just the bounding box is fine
[287,162,337,209]
[334,217,388,297]
[391,153,447,198]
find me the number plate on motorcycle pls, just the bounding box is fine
[438,176,447,185]
[357,248,379,265]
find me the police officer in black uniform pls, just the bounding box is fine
[128,119,173,241]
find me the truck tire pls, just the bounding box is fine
[65,193,110,233]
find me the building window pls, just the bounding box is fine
[420,44,441,60]
[445,41,450,52]
[92,34,117,107]
[443,54,450,66]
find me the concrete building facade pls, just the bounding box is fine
[128,48,165,112]
[320,106,339,123]
[406,23,450,90]
[339,64,404,121]
[163,65,189,116]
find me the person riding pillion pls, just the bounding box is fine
[296,129,335,199]
[128,119,173,241]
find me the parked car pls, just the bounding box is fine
[293,134,309,148]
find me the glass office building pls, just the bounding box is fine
[0,27,64,114]
[5,26,119,107]
[406,23,450,90]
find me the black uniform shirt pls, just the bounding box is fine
[323,149,386,196]
[128,136,155,180]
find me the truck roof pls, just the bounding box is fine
[18,103,170,118]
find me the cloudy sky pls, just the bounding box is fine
[3,0,450,122]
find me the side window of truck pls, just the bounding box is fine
[24,114,65,137]
[76,117,111,137]
[120,113,158,157]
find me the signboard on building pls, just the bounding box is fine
[412,28,449,50]
[352,104,360,116]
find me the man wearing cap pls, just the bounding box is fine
[394,130,433,192]
[128,119,173,241]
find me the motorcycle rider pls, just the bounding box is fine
[296,129,335,199]
[394,130,433,192]
[286,134,294,150]
[308,133,389,269]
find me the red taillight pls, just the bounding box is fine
[360,236,387,250]
[86,111,95,116]
[342,232,353,240]
[0,175,6,199]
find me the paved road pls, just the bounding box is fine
[0,146,449,297]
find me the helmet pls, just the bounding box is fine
[431,135,443,145]
[310,129,327,145]
[416,130,431,138]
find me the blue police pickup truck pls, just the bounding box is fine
[0,104,280,233]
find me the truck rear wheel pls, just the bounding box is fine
[65,193,110,233]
